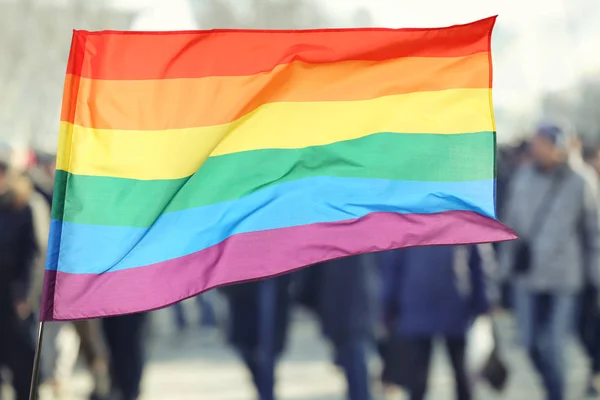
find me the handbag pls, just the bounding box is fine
[480,320,509,392]
[512,170,566,274]
[467,316,495,372]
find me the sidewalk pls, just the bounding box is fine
[52,308,590,400]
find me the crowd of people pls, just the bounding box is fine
[1,121,600,400]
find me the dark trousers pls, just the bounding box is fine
[578,286,600,373]
[102,313,147,400]
[0,311,36,400]
[334,338,372,400]
[404,336,470,400]
[514,288,576,400]
[240,349,260,389]
[239,348,279,400]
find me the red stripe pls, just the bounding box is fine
[65,30,88,76]
[41,210,515,321]
[71,17,495,80]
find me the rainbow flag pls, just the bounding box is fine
[41,16,515,321]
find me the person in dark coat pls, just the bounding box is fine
[379,245,495,400]
[298,253,379,400]
[222,275,292,400]
[0,160,38,400]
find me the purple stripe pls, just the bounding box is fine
[41,210,516,321]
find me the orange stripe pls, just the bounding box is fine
[60,74,80,124]
[67,53,490,130]
[60,31,85,126]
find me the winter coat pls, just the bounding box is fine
[298,253,380,343]
[380,245,495,338]
[0,175,37,313]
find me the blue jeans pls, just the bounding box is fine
[238,348,275,400]
[334,338,372,400]
[578,285,600,374]
[514,285,576,400]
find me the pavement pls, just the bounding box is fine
[2,302,595,400]
[75,304,593,400]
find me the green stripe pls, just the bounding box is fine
[53,131,494,227]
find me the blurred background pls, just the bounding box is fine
[1,0,600,399]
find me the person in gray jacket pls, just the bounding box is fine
[501,124,600,400]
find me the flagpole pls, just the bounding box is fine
[29,321,45,400]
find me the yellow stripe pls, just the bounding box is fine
[56,122,73,177]
[57,88,493,180]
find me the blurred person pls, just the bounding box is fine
[171,293,218,332]
[28,150,56,205]
[498,140,531,310]
[102,312,149,400]
[22,153,74,399]
[581,143,600,395]
[0,157,38,400]
[378,245,496,400]
[25,157,52,311]
[501,123,600,400]
[20,151,54,314]
[568,134,599,187]
[73,320,111,400]
[22,152,61,397]
[297,254,379,400]
[496,141,530,220]
[25,153,111,400]
[38,323,81,399]
[16,150,56,396]
[569,136,600,396]
[584,145,600,177]
[222,275,292,400]
[8,149,81,399]
[495,147,512,219]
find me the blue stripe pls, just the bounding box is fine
[47,176,495,274]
